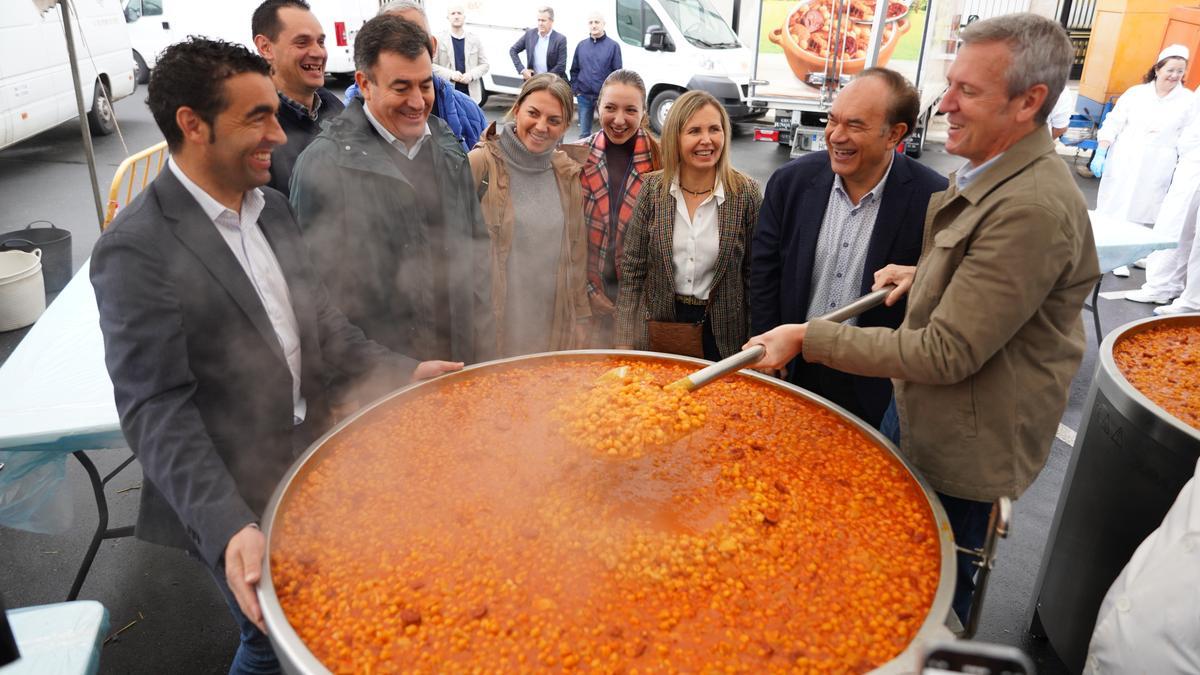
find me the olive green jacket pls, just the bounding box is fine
[803,127,1101,501]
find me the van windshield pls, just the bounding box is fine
[657,0,740,49]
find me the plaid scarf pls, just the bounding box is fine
[579,129,660,296]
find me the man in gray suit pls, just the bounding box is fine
[91,37,459,672]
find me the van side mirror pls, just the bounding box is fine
[643,25,674,52]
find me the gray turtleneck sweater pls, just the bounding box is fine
[498,122,565,357]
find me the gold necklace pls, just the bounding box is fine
[679,183,713,196]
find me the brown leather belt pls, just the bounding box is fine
[674,294,707,306]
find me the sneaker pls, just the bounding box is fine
[1154,303,1199,315]
[1132,258,1148,269]
[1076,164,1096,178]
[1112,265,1131,278]
[1125,288,1174,304]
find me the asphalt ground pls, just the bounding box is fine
[0,85,1156,674]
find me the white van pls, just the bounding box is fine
[121,0,378,82]
[0,0,137,151]
[424,0,764,132]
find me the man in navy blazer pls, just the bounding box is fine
[509,6,568,80]
[91,38,459,672]
[750,69,947,427]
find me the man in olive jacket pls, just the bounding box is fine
[290,15,489,370]
[748,14,1101,622]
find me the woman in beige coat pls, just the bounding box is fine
[468,74,590,359]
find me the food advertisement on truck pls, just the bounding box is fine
[751,0,959,107]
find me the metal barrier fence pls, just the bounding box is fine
[103,140,168,231]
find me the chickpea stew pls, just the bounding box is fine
[1114,323,1200,431]
[270,357,942,673]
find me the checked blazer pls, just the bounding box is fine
[615,170,762,358]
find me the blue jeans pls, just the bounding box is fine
[878,395,989,624]
[206,562,281,674]
[576,94,596,137]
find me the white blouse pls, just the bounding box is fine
[669,178,724,300]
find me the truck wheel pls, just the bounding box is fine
[87,81,117,136]
[133,50,150,85]
[649,89,681,134]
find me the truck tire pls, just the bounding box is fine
[133,50,150,85]
[87,81,117,136]
[649,89,681,134]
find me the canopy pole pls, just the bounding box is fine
[59,0,106,230]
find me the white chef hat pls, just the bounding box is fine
[1158,44,1189,63]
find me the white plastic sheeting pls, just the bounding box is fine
[0,259,124,533]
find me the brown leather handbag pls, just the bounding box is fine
[647,319,705,359]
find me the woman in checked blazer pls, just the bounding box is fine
[613,90,762,361]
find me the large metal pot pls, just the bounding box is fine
[257,350,957,673]
[1031,315,1200,672]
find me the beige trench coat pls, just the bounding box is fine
[803,127,1101,501]
[467,124,590,359]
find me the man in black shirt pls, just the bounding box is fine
[252,0,345,196]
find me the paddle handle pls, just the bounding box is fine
[668,284,898,393]
[669,345,767,392]
[813,284,895,323]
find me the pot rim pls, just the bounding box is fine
[257,350,957,674]
[1098,314,1200,442]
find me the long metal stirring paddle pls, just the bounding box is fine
[664,285,897,393]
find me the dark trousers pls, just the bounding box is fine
[206,563,281,675]
[880,397,990,624]
[672,300,721,361]
[576,94,596,137]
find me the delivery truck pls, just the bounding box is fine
[121,0,379,82]
[0,0,137,151]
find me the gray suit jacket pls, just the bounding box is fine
[91,170,415,568]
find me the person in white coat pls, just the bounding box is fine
[1146,181,1200,315]
[434,4,490,103]
[1091,44,1193,275]
[1083,458,1200,674]
[1127,94,1200,306]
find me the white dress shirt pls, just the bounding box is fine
[669,178,724,300]
[363,104,432,160]
[167,158,307,424]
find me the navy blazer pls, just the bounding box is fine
[509,28,568,79]
[749,151,947,425]
[92,170,414,568]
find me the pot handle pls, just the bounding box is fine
[769,27,784,45]
[0,238,37,251]
[23,220,58,231]
[957,496,1011,638]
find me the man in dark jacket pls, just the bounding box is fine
[343,0,486,151]
[291,15,489,367]
[251,0,344,197]
[569,13,622,137]
[92,38,457,672]
[750,68,947,428]
[509,6,568,80]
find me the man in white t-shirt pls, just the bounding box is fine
[1048,87,1076,139]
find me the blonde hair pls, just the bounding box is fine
[506,73,574,123]
[659,90,738,191]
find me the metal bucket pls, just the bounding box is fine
[255,350,958,674]
[1031,315,1200,672]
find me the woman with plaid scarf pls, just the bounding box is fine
[574,70,662,347]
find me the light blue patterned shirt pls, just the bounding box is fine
[807,155,894,324]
